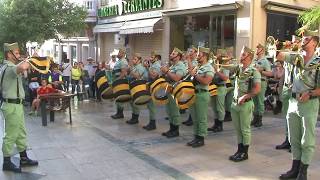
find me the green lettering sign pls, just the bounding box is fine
[98,0,164,18]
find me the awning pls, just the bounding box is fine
[162,1,243,16]
[263,1,305,15]
[119,18,162,35]
[93,22,125,33]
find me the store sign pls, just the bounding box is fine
[98,0,163,18]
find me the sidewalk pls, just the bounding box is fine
[0,100,319,180]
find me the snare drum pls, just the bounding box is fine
[130,79,151,105]
[172,80,195,110]
[149,77,172,105]
[96,71,113,99]
[208,83,218,96]
[112,79,131,103]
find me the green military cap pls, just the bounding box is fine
[191,45,197,52]
[256,43,265,49]
[134,53,142,59]
[216,48,226,56]
[118,48,126,54]
[198,46,210,54]
[173,47,183,55]
[292,35,301,42]
[241,46,255,55]
[4,42,19,51]
[151,50,159,56]
[303,29,319,37]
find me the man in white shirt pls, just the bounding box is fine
[106,49,119,70]
[83,57,97,98]
[62,59,71,92]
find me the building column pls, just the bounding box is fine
[162,15,170,64]
[58,42,63,64]
[77,42,82,62]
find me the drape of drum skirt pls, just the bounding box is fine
[165,95,181,125]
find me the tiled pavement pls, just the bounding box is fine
[0,99,319,180]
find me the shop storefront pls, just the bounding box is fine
[169,12,237,55]
[94,0,164,62]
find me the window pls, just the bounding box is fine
[86,1,93,9]
[171,13,236,56]
[71,46,77,61]
[267,12,300,41]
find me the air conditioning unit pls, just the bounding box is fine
[114,33,125,45]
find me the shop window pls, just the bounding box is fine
[267,12,300,41]
[171,13,236,56]
[71,46,77,61]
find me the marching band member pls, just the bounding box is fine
[111,48,129,119]
[142,51,162,131]
[1,43,38,173]
[229,46,261,162]
[126,53,148,124]
[275,36,302,151]
[224,47,236,122]
[208,49,230,133]
[186,47,213,147]
[160,48,187,138]
[182,46,198,126]
[277,29,319,180]
[251,44,272,127]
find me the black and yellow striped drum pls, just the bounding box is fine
[112,79,131,103]
[208,83,218,96]
[129,79,151,105]
[172,80,195,110]
[149,77,172,105]
[225,79,234,92]
[96,70,113,99]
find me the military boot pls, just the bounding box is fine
[162,123,174,136]
[191,135,204,148]
[111,108,124,119]
[166,124,179,138]
[208,119,223,132]
[276,136,291,150]
[296,162,308,180]
[126,113,139,124]
[186,135,198,146]
[229,143,243,161]
[143,120,156,131]
[251,114,259,126]
[20,150,38,167]
[2,157,21,173]
[224,111,232,122]
[182,114,193,126]
[279,160,300,179]
[231,145,249,162]
[254,115,263,127]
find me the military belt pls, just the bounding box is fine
[3,98,25,104]
[291,93,318,100]
[195,89,208,93]
[261,79,266,81]
[233,98,252,103]
[216,84,226,87]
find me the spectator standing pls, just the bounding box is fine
[27,68,41,105]
[83,58,96,98]
[62,58,71,92]
[71,62,82,96]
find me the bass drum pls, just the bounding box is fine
[208,83,218,96]
[96,70,113,99]
[112,79,131,103]
[149,77,172,105]
[130,79,151,105]
[172,80,195,110]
